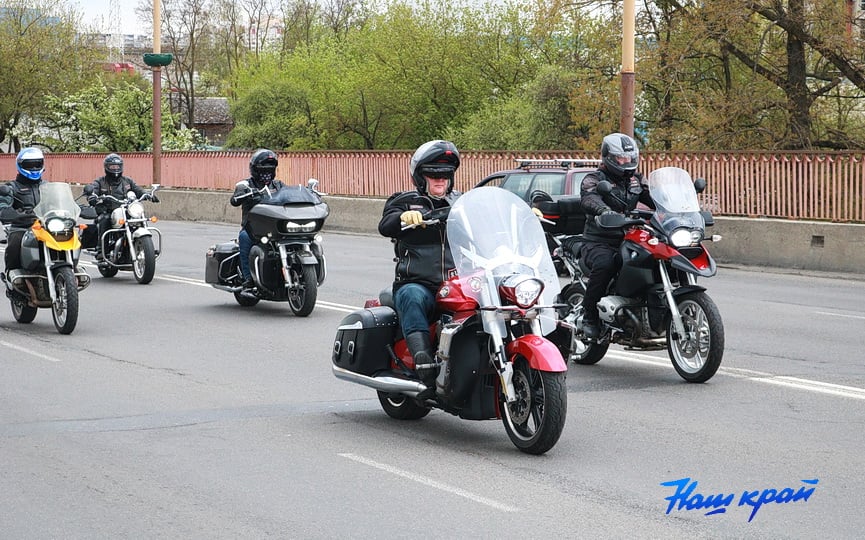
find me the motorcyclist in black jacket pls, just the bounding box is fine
[230,148,286,290]
[378,140,462,390]
[84,153,155,259]
[0,147,47,274]
[579,133,655,339]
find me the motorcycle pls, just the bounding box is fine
[551,166,725,383]
[205,178,329,316]
[332,187,568,454]
[79,185,162,284]
[1,182,91,334]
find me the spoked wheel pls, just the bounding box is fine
[556,283,609,365]
[52,267,79,335]
[500,356,567,455]
[667,291,724,383]
[132,236,156,284]
[10,292,37,324]
[377,391,431,420]
[288,265,318,317]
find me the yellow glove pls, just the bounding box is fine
[532,207,544,218]
[400,210,424,226]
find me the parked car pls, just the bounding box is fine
[475,158,599,275]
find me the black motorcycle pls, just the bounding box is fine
[205,179,329,316]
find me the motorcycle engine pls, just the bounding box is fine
[597,296,640,323]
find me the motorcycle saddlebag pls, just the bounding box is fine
[539,196,585,235]
[332,306,397,375]
[205,241,238,284]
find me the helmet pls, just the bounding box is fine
[409,140,460,196]
[249,148,278,187]
[601,133,639,179]
[104,153,124,182]
[16,147,44,182]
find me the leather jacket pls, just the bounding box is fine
[84,175,145,214]
[0,175,43,228]
[379,189,461,295]
[580,167,654,245]
[230,177,286,229]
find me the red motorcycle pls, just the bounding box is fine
[551,166,725,382]
[332,187,568,454]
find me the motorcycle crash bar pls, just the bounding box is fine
[332,365,429,397]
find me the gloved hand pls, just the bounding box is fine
[531,207,544,218]
[151,195,160,203]
[400,210,424,226]
[595,209,619,226]
[87,195,99,206]
[249,191,262,204]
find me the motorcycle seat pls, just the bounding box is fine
[560,235,584,257]
[379,287,395,308]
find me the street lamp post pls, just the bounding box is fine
[620,0,636,137]
[143,0,172,186]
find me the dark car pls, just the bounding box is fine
[475,157,599,236]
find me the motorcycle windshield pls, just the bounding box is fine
[260,185,322,206]
[34,182,81,222]
[447,187,560,336]
[647,167,705,232]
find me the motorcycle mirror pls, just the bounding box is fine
[127,190,137,200]
[152,184,161,192]
[597,180,613,195]
[307,178,319,191]
[694,177,707,193]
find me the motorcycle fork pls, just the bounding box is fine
[659,263,686,339]
[480,309,517,403]
[277,244,296,287]
[42,244,74,304]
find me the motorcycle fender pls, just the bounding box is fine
[131,227,152,240]
[287,246,318,266]
[671,284,707,297]
[506,335,567,373]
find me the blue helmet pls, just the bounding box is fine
[16,147,45,182]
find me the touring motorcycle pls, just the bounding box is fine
[332,187,567,454]
[1,182,91,334]
[80,185,162,284]
[550,166,724,382]
[205,178,329,316]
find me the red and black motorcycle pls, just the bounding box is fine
[332,187,568,454]
[551,166,725,382]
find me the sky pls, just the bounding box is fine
[68,0,148,36]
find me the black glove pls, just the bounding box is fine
[249,191,262,204]
[87,195,99,206]
[151,195,160,203]
[595,209,619,226]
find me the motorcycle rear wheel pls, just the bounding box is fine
[500,356,567,455]
[667,291,724,383]
[133,236,156,284]
[557,283,609,365]
[52,266,79,335]
[377,391,431,420]
[288,265,318,317]
[10,292,37,324]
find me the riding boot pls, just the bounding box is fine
[406,331,438,397]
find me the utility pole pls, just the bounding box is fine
[620,0,636,137]
[143,0,173,186]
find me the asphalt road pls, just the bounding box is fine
[1,221,863,539]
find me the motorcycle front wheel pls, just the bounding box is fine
[667,291,724,383]
[132,236,156,284]
[10,291,37,323]
[377,391,431,420]
[288,265,317,317]
[557,283,609,365]
[500,356,567,455]
[52,266,79,334]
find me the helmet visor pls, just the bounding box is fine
[106,163,122,175]
[20,159,44,172]
[420,165,455,180]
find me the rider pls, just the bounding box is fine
[230,148,285,290]
[378,140,462,392]
[84,153,153,259]
[0,147,46,275]
[579,133,654,339]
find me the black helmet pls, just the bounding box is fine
[16,147,44,183]
[104,153,124,182]
[249,148,278,187]
[409,140,460,196]
[601,133,639,179]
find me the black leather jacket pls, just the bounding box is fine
[580,167,654,245]
[230,177,286,229]
[379,189,461,295]
[84,175,145,214]
[0,175,44,227]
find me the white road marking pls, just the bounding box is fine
[0,340,63,362]
[815,311,865,321]
[338,452,519,512]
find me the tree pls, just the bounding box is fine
[0,0,104,152]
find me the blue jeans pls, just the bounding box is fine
[394,283,435,337]
[238,229,253,279]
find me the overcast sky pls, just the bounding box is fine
[68,0,148,36]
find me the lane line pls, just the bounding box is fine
[0,340,63,362]
[338,452,518,512]
[815,311,865,321]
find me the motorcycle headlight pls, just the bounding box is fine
[282,220,318,233]
[499,275,545,309]
[670,228,702,247]
[45,217,70,233]
[127,201,145,219]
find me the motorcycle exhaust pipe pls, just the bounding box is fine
[332,365,429,397]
